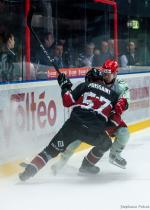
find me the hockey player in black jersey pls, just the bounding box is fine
[50,60,130,175]
[19,68,119,181]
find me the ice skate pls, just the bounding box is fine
[79,158,100,175]
[20,162,28,168]
[19,164,37,181]
[109,153,127,169]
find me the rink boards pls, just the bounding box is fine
[0,73,150,176]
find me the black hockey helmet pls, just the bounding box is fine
[85,68,103,83]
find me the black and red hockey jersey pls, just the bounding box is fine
[61,81,118,131]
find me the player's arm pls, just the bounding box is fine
[57,73,85,107]
[57,73,74,107]
[116,79,130,114]
[109,80,130,126]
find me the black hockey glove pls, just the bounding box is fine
[57,73,73,90]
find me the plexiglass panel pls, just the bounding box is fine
[0,0,150,84]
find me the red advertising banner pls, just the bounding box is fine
[47,67,101,79]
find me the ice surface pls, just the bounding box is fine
[0,128,150,210]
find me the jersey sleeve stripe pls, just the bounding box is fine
[62,91,75,107]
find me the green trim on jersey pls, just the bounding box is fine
[113,78,130,107]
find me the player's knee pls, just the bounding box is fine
[62,141,81,160]
[95,138,112,156]
[115,127,130,144]
[66,140,81,152]
[101,138,112,152]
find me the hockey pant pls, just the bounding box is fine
[25,117,111,176]
[53,119,130,170]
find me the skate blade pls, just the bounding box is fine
[109,159,126,169]
[78,169,100,177]
[19,162,28,168]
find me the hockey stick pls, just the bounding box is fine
[27,7,61,75]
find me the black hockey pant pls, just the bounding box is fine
[43,117,112,159]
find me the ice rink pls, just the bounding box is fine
[0,127,150,210]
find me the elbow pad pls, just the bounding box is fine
[114,98,127,115]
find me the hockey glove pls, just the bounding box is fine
[109,111,122,127]
[114,98,127,115]
[57,73,73,90]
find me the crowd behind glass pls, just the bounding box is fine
[0,0,150,83]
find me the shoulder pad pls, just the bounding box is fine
[116,78,127,85]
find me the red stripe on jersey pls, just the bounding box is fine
[62,91,75,107]
[90,97,102,109]
[102,104,112,119]
[75,95,83,105]
[75,94,113,121]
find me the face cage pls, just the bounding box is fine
[103,69,112,74]
[102,69,117,83]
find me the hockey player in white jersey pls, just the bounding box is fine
[51,59,130,174]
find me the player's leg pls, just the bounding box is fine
[50,120,100,175]
[109,125,130,169]
[19,119,77,181]
[19,133,64,181]
[51,140,81,175]
[79,132,112,174]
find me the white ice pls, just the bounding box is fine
[0,128,150,210]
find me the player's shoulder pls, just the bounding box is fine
[75,81,88,90]
[76,82,86,87]
[116,77,128,85]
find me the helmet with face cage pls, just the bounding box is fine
[85,68,103,83]
[101,59,118,74]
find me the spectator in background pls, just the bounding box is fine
[93,47,100,56]
[0,31,20,82]
[35,32,54,66]
[52,44,66,68]
[93,41,111,66]
[33,32,55,79]
[57,39,74,67]
[120,41,140,67]
[76,42,95,67]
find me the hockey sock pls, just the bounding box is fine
[30,150,52,171]
[19,150,53,181]
[85,147,103,165]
